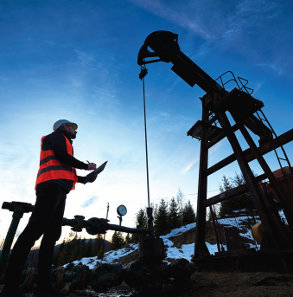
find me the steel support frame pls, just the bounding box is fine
[194,93,292,259]
[239,125,293,230]
[216,110,286,249]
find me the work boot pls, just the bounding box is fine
[0,287,26,297]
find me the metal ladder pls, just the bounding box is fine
[216,71,292,175]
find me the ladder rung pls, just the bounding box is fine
[208,116,217,125]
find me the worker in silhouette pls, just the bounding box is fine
[0,119,98,297]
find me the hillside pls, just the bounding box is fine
[65,222,199,269]
[66,216,258,269]
[26,238,112,267]
[8,216,292,296]
[59,217,293,297]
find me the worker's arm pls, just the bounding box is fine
[77,176,86,184]
[77,173,97,184]
[50,133,89,170]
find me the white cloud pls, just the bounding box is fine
[235,0,280,17]
[182,158,198,174]
[129,0,213,40]
[130,0,290,78]
[256,63,283,76]
[74,50,95,67]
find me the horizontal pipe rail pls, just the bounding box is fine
[62,217,151,235]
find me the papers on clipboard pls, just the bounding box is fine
[84,161,108,184]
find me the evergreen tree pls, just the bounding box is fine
[154,199,170,236]
[232,172,245,186]
[111,231,125,250]
[152,202,158,225]
[218,175,233,217]
[182,200,196,225]
[54,231,76,266]
[219,173,254,217]
[231,172,254,213]
[67,233,81,262]
[96,234,105,259]
[54,233,110,266]
[136,208,148,228]
[125,233,132,245]
[176,189,184,224]
[219,175,232,193]
[85,238,93,257]
[54,240,66,267]
[131,208,148,243]
[168,197,181,229]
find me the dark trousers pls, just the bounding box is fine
[3,182,67,291]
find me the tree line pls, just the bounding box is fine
[22,189,196,268]
[45,175,254,267]
[52,232,103,267]
[218,172,254,217]
[111,189,196,249]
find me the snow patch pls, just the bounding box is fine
[64,218,257,269]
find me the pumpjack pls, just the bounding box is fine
[138,31,293,271]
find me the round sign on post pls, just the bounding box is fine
[117,205,127,216]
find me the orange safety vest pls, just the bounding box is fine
[35,134,78,190]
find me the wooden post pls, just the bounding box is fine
[194,98,210,258]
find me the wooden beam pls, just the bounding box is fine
[207,129,293,176]
[204,173,267,207]
[205,184,247,207]
[207,123,240,149]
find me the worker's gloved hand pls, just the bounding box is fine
[88,172,98,183]
[87,162,96,170]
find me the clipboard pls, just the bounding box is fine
[84,161,108,184]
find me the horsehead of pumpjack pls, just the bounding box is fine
[137,30,224,94]
[137,30,272,144]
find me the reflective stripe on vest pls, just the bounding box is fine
[35,135,77,190]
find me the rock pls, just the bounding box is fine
[124,259,169,296]
[162,259,196,297]
[70,265,91,290]
[124,259,197,296]
[90,263,123,292]
[166,258,196,283]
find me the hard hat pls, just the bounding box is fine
[53,119,78,131]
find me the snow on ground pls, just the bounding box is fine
[161,222,225,261]
[217,216,260,249]
[65,217,258,269]
[161,222,195,238]
[64,244,139,269]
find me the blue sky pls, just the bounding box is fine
[0,0,292,243]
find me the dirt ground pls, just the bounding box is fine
[52,272,293,297]
[65,272,293,297]
[2,272,293,297]
[183,272,293,297]
[69,272,293,297]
